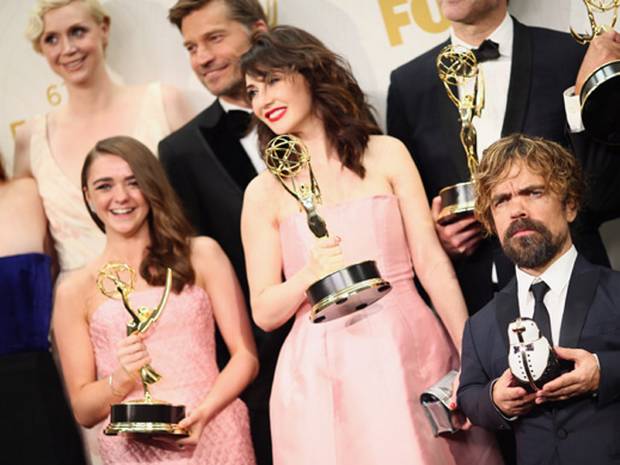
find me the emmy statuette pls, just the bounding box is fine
[435,44,485,224]
[264,135,392,323]
[96,263,188,436]
[572,0,620,144]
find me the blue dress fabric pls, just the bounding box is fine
[0,253,86,465]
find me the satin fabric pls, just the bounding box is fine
[271,195,503,465]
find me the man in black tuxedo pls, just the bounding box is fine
[387,0,610,316]
[159,2,290,464]
[458,134,620,465]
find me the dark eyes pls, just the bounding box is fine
[42,26,88,45]
[95,183,111,191]
[246,88,257,101]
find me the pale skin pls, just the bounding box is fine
[242,71,469,354]
[52,154,258,448]
[13,1,193,181]
[439,0,508,46]
[0,176,49,257]
[488,163,600,416]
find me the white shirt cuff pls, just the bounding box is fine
[564,86,585,133]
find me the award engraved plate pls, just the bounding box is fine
[507,317,565,393]
[572,0,620,144]
[420,370,461,437]
[264,135,392,323]
[435,44,485,224]
[96,263,188,436]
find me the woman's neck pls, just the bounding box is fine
[296,118,338,166]
[101,230,151,270]
[65,68,119,116]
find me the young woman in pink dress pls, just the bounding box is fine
[52,136,258,464]
[240,26,504,465]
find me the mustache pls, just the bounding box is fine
[504,218,547,240]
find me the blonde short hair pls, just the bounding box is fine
[25,0,109,53]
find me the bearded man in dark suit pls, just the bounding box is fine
[387,0,610,317]
[458,134,620,465]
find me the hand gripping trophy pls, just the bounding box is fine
[571,0,620,144]
[435,44,485,224]
[97,263,187,436]
[264,135,392,323]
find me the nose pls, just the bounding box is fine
[60,35,77,55]
[508,196,527,220]
[195,44,214,68]
[112,184,130,203]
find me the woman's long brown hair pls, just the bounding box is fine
[81,136,195,292]
[241,25,381,178]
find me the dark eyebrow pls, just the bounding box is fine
[92,177,113,185]
[491,192,511,204]
[517,184,545,196]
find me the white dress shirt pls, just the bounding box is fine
[219,99,266,174]
[515,245,578,346]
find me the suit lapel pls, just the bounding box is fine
[558,255,600,347]
[195,101,244,196]
[495,278,519,351]
[439,38,472,182]
[501,18,532,137]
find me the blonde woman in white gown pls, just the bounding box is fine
[14,0,193,273]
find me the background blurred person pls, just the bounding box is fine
[0,153,86,465]
[13,0,192,274]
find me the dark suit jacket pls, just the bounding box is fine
[458,255,620,465]
[158,100,291,409]
[387,18,609,314]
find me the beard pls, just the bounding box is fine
[502,218,568,269]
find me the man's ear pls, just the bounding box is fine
[565,199,578,223]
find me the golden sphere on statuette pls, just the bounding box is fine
[264,134,310,179]
[436,44,479,87]
[96,262,136,300]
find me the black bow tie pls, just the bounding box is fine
[224,109,252,138]
[473,39,500,63]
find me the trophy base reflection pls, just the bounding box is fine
[581,60,620,145]
[437,181,476,225]
[104,400,188,437]
[307,260,392,323]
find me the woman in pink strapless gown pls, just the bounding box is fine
[53,136,257,465]
[240,27,504,465]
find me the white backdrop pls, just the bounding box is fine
[1,0,618,266]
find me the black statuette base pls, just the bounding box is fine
[437,181,476,225]
[307,260,391,323]
[581,60,620,146]
[104,402,188,436]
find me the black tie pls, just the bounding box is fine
[224,110,252,138]
[530,281,553,344]
[473,39,500,63]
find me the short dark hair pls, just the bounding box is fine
[241,26,381,178]
[168,0,267,31]
[475,134,584,235]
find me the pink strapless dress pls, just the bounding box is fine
[272,195,503,465]
[89,285,256,465]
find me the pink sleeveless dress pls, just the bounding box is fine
[89,285,256,465]
[272,195,503,465]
